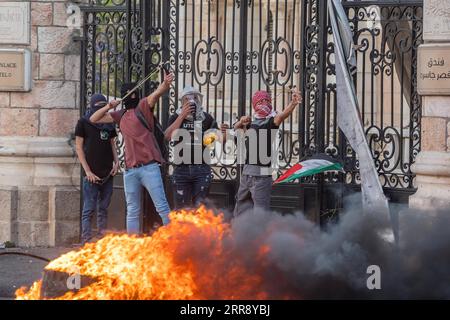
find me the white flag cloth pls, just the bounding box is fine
[328,0,389,214]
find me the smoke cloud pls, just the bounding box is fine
[174,195,450,299]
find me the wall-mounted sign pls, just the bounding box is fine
[0,49,32,92]
[418,44,450,95]
[0,2,30,45]
[423,0,450,41]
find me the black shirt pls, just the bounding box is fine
[167,112,218,165]
[75,118,118,178]
[244,117,280,167]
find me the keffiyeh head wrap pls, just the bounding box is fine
[252,90,276,119]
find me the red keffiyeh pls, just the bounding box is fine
[252,90,275,119]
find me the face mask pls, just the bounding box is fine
[121,83,140,110]
[123,93,140,110]
[254,103,275,119]
[180,94,202,121]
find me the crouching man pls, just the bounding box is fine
[75,93,119,244]
[233,90,302,216]
[90,71,175,234]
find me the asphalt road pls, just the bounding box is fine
[0,247,71,299]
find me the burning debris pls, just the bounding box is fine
[15,203,450,300]
[16,207,268,300]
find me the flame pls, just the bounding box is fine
[16,206,269,300]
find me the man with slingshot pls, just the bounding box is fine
[90,67,175,234]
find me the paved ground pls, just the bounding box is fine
[0,247,72,299]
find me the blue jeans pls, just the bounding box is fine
[170,164,213,209]
[123,162,171,234]
[81,176,114,243]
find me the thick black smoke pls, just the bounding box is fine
[216,196,450,299]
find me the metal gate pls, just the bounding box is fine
[79,0,423,228]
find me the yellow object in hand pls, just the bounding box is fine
[203,133,218,147]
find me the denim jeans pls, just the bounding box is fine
[170,164,213,209]
[123,162,171,234]
[81,176,114,243]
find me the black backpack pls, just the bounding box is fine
[118,108,168,162]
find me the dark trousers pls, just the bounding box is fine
[233,175,272,217]
[81,176,114,243]
[170,164,213,209]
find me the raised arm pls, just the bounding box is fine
[147,71,175,108]
[273,91,302,127]
[90,100,120,124]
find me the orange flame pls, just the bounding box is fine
[16,206,269,300]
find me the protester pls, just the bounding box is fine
[164,86,228,209]
[75,93,119,244]
[89,71,175,234]
[233,89,302,216]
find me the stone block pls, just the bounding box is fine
[0,108,39,136]
[75,82,80,109]
[423,96,450,118]
[31,2,53,26]
[410,151,450,210]
[33,158,79,187]
[33,222,50,247]
[16,221,50,247]
[0,187,18,243]
[33,53,40,80]
[16,222,33,247]
[31,26,38,52]
[65,55,80,81]
[0,186,18,222]
[17,186,49,222]
[421,117,447,152]
[53,2,70,27]
[0,93,10,107]
[0,222,12,243]
[39,109,78,137]
[38,27,77,54]
[10,80,76,109]
[49,186,80,222]
[40,54,65,80]
[0,157,35,186]
[54,221,80,246]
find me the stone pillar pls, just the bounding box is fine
[0,1,85,246]
[409,0,450,210]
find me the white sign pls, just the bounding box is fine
[423,0,450,41]
[0,2,30,45]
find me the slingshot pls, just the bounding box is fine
[120,62,171,103]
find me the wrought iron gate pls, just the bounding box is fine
[79,0,423,228]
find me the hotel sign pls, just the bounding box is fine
[418,44,450,95]
[0,49,32,92]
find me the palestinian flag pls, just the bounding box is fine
[274,154,344,184]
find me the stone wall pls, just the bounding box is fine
[0,1,86,247]
[0,1,80,137]
[409,0,450,210]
